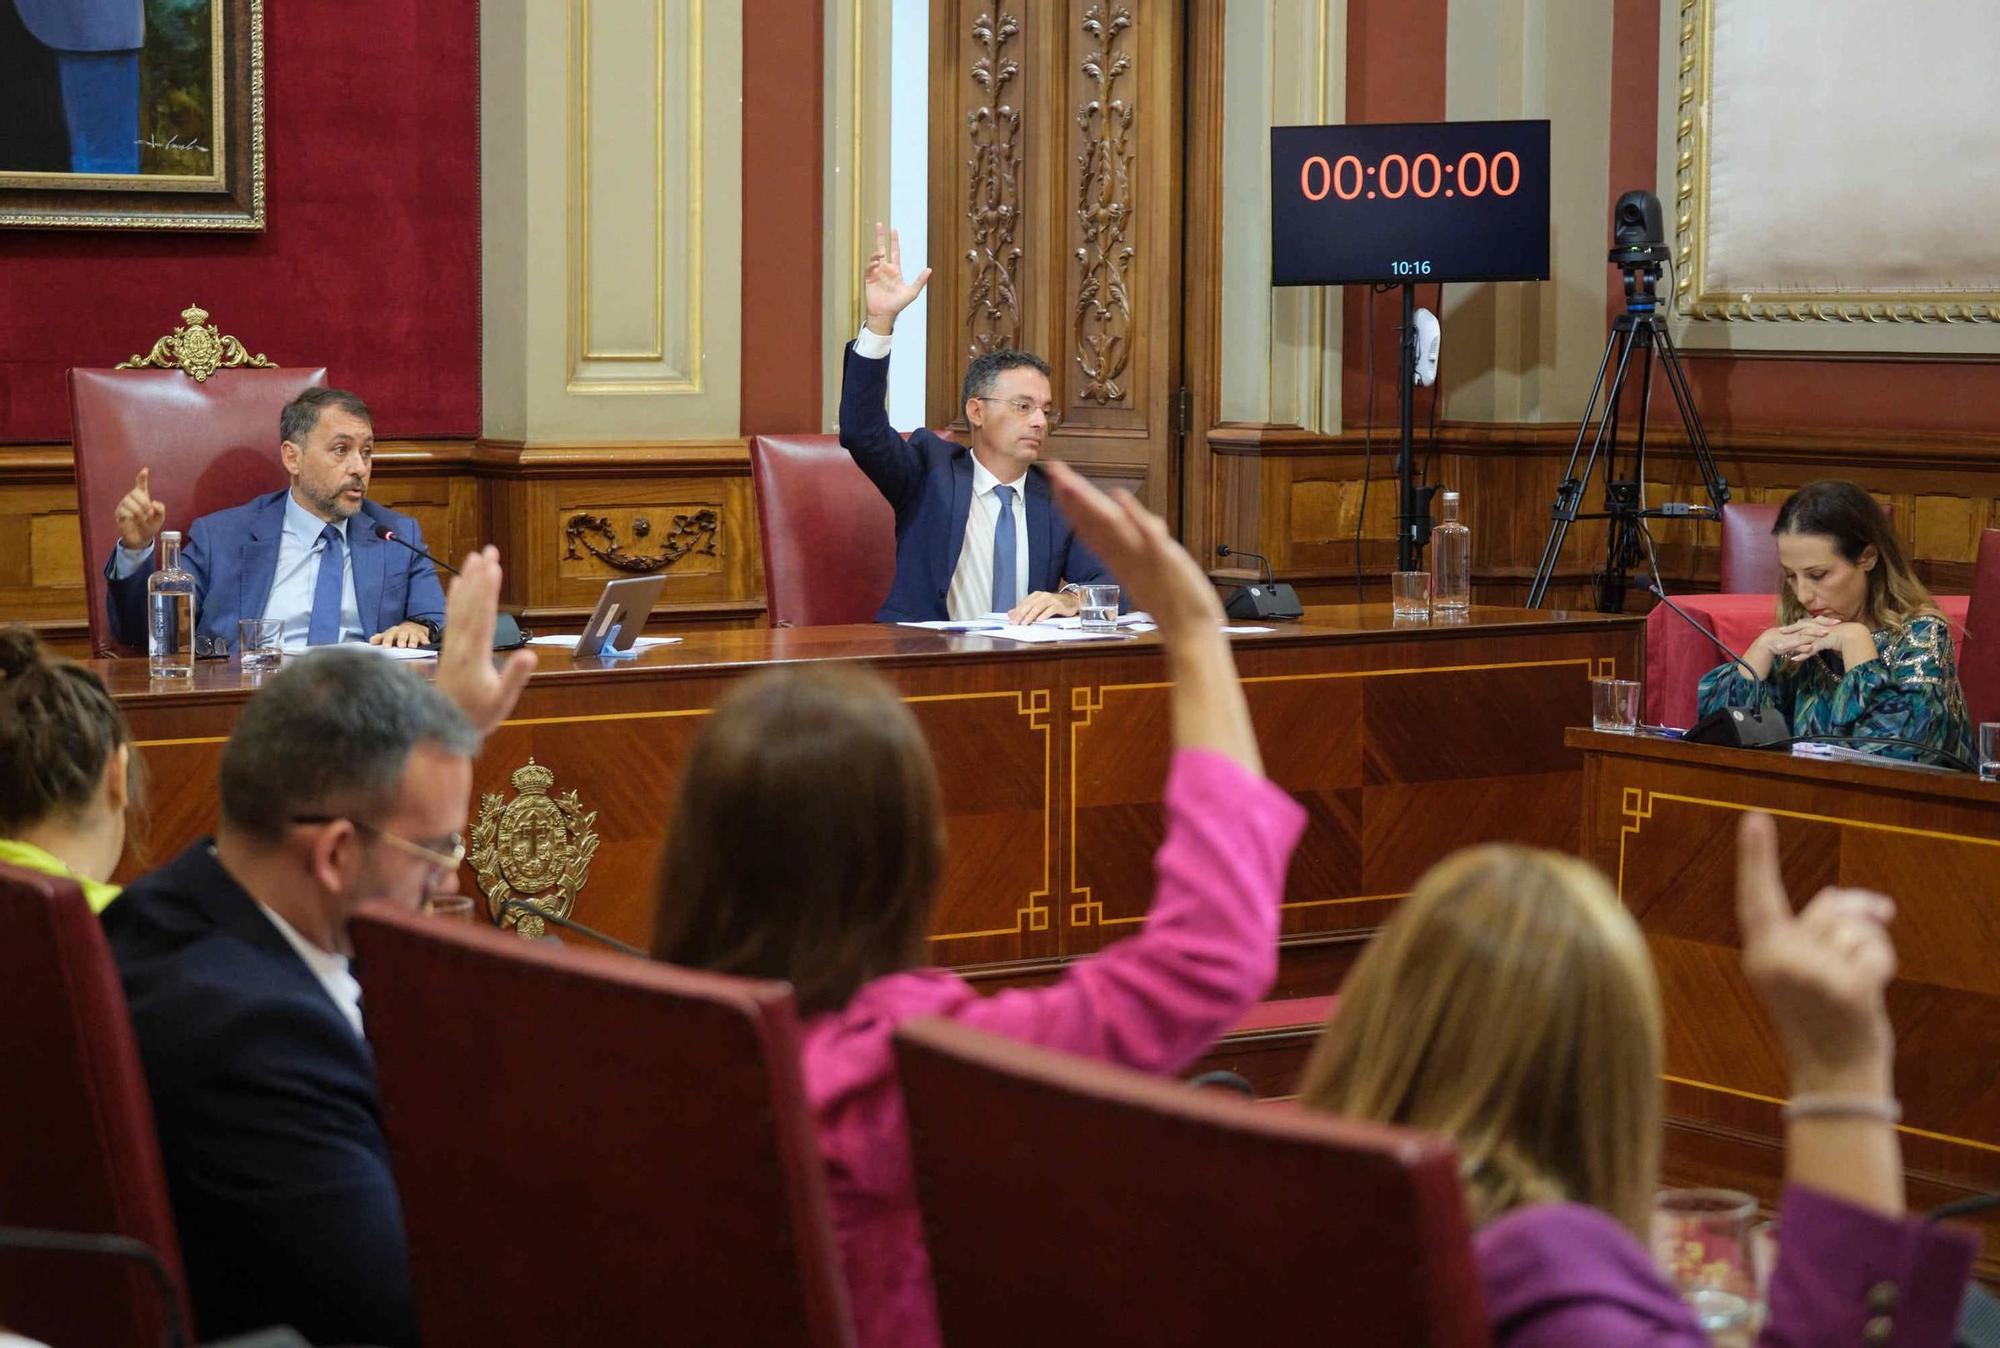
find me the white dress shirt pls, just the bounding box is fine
[267,492,364,649]
[855,326,1031,621]
[255,900,365,1038]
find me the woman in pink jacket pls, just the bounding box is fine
[650,462,1306,1348]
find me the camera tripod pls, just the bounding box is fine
[1525,256,1729,611]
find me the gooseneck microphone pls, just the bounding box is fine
[498,897,646,957]
[1214,545,1303,620]
[1642,583,1790,748]
[371,524,529,650]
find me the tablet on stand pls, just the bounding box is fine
[574,576,668,659]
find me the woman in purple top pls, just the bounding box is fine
[1299,821,1977,1346]
[649,462,1306,1348]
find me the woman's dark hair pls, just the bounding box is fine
[651,664,943,1016]
[0,625,144,840]
[1772,480,1934,629]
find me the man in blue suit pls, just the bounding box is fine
[105,386,447,654]
[838,223,1113,623]
[103,553,534,1346]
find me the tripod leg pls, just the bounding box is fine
[1653,323,1731,514]
[1528,324,1641,608]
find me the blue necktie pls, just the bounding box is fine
[991,484,1018,614]
[308,523,345,646]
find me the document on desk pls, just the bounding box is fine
[345,644,438,661]
[526,635,684,650]
[897,619,1007,631]
[979,625,1137,644]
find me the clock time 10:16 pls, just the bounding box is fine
[1299,150,1521,202]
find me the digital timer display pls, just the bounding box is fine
[1271,119,1550,286]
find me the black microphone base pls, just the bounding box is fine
[1222,583,1303,621]
[1684,704,1791,749]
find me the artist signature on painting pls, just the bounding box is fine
[137,136,209,152]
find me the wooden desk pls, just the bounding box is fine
[1573,728,2000,1274]
[106,606,1639,992]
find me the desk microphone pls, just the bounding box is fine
[498,897,646,957]
[1214,545,1303,620]
[371,524,529,650]
[1643,584,1790,748]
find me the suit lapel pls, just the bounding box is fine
[349,509,388,633]
[945,450,975,583]
[1024,466,1053,592]
[237,492,287,626]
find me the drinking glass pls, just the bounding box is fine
[1077,583,1121,633]
[1979,722,2000,781]
[1652,1188,1757,1335]
[1591,677,1641,733]
[238,618,284,670]
[1390,570,1431,619]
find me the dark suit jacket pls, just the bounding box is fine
[837,342,1112,622]
[102,841,417,1348]
[104,491,448,653]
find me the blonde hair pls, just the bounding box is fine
[1298,846,1663,1239]
[1772,480,1937,632]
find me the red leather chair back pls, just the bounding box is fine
[748,433,896,627]
[0,863,190,1348]
[1960,528,2000,728]
[1720,498,1896,594]
[894,1018,1489,1348]
[349,903,853,1348]
[70,365,329,655]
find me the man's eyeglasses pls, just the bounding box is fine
[973,395,1062,428]
[292,816,467,874]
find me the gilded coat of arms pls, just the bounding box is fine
[470,759,600,940]
[116,304,276,383]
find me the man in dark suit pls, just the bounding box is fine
[838,223,1113,624]
[102,552,534,1346]
[103,386,447,654]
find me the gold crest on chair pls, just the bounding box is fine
[470,759,601,941]
[116,304,277,383]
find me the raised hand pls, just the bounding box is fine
[862,222,932,336]
[114,467,167,550]
[1735,812,1896,1095]
[433,546,537,737]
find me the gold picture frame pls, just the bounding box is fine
[0,0,264,230]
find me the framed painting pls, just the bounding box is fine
[0,0,263,229]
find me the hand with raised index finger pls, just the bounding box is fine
[114,466,168,550]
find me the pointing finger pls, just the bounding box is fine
[1735,812,1792,945]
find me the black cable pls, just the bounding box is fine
[1355,286,1377,602]
[1419,281,1445,484]
[1770,733,1975,775]
[0,1226,189,1348]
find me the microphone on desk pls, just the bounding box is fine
[497,897,647,957]
[1643,584,1791,749]
[1214,545,1303,620]
[371,524,531,650]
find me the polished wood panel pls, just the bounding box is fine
[1571,728,2000,1277]
[103,608,1639,994]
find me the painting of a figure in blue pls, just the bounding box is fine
[0,0,215,177]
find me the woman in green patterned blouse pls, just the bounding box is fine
[1696,480,1974,767]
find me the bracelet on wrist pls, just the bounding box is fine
[1783,1093,1901,1124]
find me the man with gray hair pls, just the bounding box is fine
[837,222,1114,623]
[104,385,448,654]
[102,549,532,1346]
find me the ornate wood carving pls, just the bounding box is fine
[563,509,720,574]
[965,6,1025,357]
[1073,4,1135,404]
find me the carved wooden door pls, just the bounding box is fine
[926,1,1185,519]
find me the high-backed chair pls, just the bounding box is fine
[894,1017,1489,1348]
[70,305,326,655]
[0,863,191,1348]
[1960,528,2000,727]
[748,433,897,626]
[1719,499,1896,594]
[349,903,853,1348]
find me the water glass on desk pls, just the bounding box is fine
[238,618,284,670]
[1980,722,2000,781]
[1077,583,1121,633]
[1653,1188,1757,1336]
[1591,677,1641,733]
[1391,570,1431,619]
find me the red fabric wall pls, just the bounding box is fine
[0,2,481,444]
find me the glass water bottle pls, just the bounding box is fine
[1432,491,1471,612]
[148,530,196,678]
